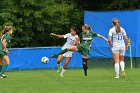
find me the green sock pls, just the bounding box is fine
[1,63,8,74]
[0,65,2,72]
[56,49,68,57]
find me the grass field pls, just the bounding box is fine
[0,68,139,93]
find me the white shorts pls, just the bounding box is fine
[112,45,126,56]
[62,51,73,57]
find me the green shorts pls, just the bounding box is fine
[0,50,6,58]
[76,45,89,56]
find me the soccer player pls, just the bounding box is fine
[108,18,129,78]
[51,24,108,76]
[50,27,79,77]
[0,26,13,78]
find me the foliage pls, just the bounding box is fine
[0,0,82,47]
[107,0,140,10]
[0,0,140,47]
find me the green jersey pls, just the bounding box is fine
[79,31,97,50]
[0,33,11,50]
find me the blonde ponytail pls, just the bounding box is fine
[112,18,121,33]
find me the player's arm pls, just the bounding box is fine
[50,33,64,38]
[72,37,80,46]
[97,34,108,42]
[108,29,113,48]
[108,35,112,48]
[124,35,129,50]
[122,28,129,50]
[2,39,8,54]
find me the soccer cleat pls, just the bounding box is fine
[57,66,62,73]
[50,54,58,58]
[60,73,64,77]
[114,76,119,79]
[122,71,126,77]
[0,74,7,78]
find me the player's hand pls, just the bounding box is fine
[109,44,112,48]
[125,46,128,50]
[3,49,8,54]
[50,33,56,36]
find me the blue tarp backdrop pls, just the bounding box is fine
[7,47,82,70]
[84,10,140,58]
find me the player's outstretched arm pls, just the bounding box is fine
[50,33,64,38]
[97,34,108,42]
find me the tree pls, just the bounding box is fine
[107,0,140,10]
[0,0,83,47]
[0,0,140,47]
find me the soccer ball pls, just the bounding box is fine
[41,56,49,64]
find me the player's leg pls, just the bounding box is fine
[60,57,71,77]
[0,55,10,78]
[113,53,120,78]
[77,45,89,76]
[60,52,72,77]
[120,56,126,77]
[112,47,120,78]
[119,48,126,77]
[0,58,3,72]
[82,57,88,76]
[0,52,5,72]
[56,55,64,73]
[50,46,78,58]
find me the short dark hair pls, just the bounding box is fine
[70,27,78,33]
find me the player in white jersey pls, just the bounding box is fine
[50,27,79,77]
[108,18,129,78]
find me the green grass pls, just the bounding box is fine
[0,68,139,93]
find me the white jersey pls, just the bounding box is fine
[108,27,126,47]
[62,33,78,50]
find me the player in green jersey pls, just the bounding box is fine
[0,26,13,78]
[51,24,108,76]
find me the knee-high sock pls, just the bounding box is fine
[115,63,119,77]
[61,67,66,75]
[57,63,61,68]
[55,49,68,57]
[82,58,88,76]
[120,61,125,71]
[0,65,2,72]
[1,62,8,74]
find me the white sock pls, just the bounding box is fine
[120,61,125,71]
[57,63,61,68]
[61,68,66,75]
[115,63,119,77]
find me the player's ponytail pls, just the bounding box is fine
[112,18,121,33]
[83,24,92,31]
[1,26,13,37]
[2,26,12,35]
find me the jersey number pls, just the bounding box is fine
[117,34,123,40]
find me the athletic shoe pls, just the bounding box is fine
[50,54,58,58]
[60,73,64,77]
[122,71,126,77]
[114,76,119,79]
[57,66,62,73]
[0,74,7,78]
